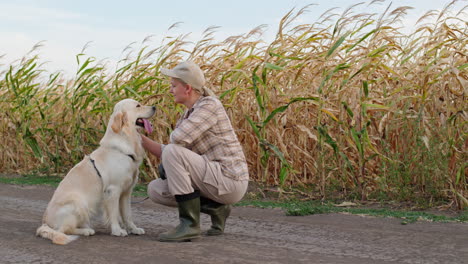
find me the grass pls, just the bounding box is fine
[0,174,149,197]
[237,199,468,224]
[0,174,62,187]
[2,174,465,224]
[132,184,150,197]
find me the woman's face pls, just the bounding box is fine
[169,78,189,105]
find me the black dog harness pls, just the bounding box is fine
[89,154,136,178]
[90,158,103,178]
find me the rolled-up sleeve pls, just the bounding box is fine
[160,143,167,153]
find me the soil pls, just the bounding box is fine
[1,183,467,264]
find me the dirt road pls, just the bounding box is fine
[1,183,467,264]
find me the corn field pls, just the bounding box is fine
[1,1,467,208]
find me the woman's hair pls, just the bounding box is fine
[174,78,216,97]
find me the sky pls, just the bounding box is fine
[1,0,466,77]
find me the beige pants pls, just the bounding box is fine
[147,144,248,206]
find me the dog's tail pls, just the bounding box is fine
[36,224,79,245]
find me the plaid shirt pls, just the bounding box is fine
[168,96,249,181]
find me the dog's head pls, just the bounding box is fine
[110,99,156,135]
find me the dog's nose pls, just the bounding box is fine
[152,106,156,111]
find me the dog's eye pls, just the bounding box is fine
[136,104,141,108]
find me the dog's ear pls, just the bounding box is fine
[111,111,128,133]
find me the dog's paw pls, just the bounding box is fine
[72,228,95,236]
[130,227,145,235]
[111,228,128,237]
[82,228,95,236]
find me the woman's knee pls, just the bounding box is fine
[147,179,177,207]
[147,180,160,202]
[216,180,249,205]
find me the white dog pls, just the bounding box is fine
[36,99,155,245]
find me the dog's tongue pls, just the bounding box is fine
[142,119,153,134]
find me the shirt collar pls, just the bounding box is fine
[184,96,204,119]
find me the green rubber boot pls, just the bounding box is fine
[158,191,201,242]
[200,197,231,236]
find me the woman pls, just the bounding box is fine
[141,61,249,242]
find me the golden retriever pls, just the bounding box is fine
[36,98,155,245]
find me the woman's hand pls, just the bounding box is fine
[141,134,163,159]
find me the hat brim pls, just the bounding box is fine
[160,68,180,79]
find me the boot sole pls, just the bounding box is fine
[203,230,224,236]
[158,235,201,242]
